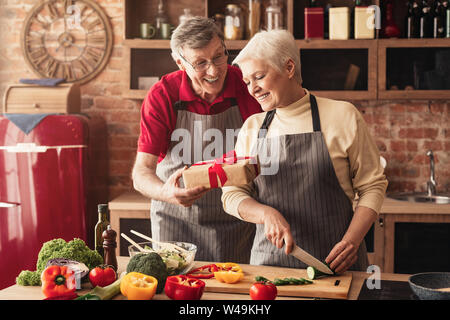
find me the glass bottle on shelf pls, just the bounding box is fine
[406,0,418,38]
[433,0,445,37]
[265,0,284,31]
[224,4,244,40]
[94,204,110,258]
[447,7,450,37]
[155,0,169,39]
[248,0,261,39]
[442,1,449,36]
[381,0,401,38]
[179,8,193,26]
[420,0,433,38]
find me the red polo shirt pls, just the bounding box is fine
[137,65,262,161]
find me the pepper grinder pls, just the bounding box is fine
[102,225,118,271]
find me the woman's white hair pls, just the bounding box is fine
[232,29,302,84]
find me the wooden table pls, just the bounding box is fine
[0,256,410,300]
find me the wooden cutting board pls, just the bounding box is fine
[203,264,352,299]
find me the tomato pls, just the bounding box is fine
[89,265,117,288]
[249,281,277,300]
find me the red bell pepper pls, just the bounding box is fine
[186,264,219,279]
[164,275,205,300]
[41,265,76,299]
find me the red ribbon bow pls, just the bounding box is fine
[192,150,258,188]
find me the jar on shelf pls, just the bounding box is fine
[265,0,284,31]
[179,8,193,26]
[224,4,244,40]
[248,0,261,39]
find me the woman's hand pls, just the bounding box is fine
[262,207,294,255]
[162,166,209,207]
[325,206,378,273]
[325,240,359,274]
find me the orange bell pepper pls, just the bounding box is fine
[120,272,158,300]
[214,262,243,273]
[41,265,76,299]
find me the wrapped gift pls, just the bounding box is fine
[182,150,260,189]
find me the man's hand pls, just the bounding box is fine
[161,166,209,207]
[132,152,209,207]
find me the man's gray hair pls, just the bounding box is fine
[170,16,224,61]
[232,29,302,85]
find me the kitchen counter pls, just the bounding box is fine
[380,197,450,214]
[0,256,411,300]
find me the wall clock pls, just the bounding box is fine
[21,0,113,84]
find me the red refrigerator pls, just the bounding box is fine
[0,114,108,289]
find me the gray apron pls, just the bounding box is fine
[150,99,256,263]
[251,94,368,271]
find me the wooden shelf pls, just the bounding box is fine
[122,0,450,101]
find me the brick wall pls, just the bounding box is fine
[1,0,449,199]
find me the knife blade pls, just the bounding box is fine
[0,201,19,208]
[290,245,334,275]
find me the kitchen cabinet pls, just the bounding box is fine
[374,198,450,274]
[122,0,450,101]
[109,191,150,257]
[378,39,450,100]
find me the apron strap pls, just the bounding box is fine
[174,100,188,111]
[310,94,321,132]
[258,110,276,139]
[257,93,322,138]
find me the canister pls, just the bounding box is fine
[329,7,350,40]
[304,7,324,39]
[224,4,244,40]
[354,6,375,39]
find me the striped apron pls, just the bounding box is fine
[150,100,256,263]
[250,94,368,271]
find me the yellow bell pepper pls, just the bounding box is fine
[214,270,244,284]
[214,262,243,273]
[120,272,158,300]
[213,262,244,284]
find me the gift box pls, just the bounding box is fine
[182,151,260,189]
[304,7,324,39]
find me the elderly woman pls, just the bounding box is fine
[132,17,261,263]
[221,30,388,273]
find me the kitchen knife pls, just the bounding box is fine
[0,201,19,208]
[290,244,334,275]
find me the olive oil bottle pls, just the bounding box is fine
[94,204,110,258]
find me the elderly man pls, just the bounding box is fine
[132,17,261,262]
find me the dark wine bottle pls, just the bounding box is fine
[433,0,445,38]
[420,0,433,38]
[406,0,416,38]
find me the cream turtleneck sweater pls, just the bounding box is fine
[221,89,388,219]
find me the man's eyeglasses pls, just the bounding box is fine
[178,45,229,72]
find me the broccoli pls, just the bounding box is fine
[15,270,41,286]
[16,238,103,286]
[126,252,169,294]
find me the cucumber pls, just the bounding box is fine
[306,266,329,280]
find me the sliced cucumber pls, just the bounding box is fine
[306,266,329,280]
